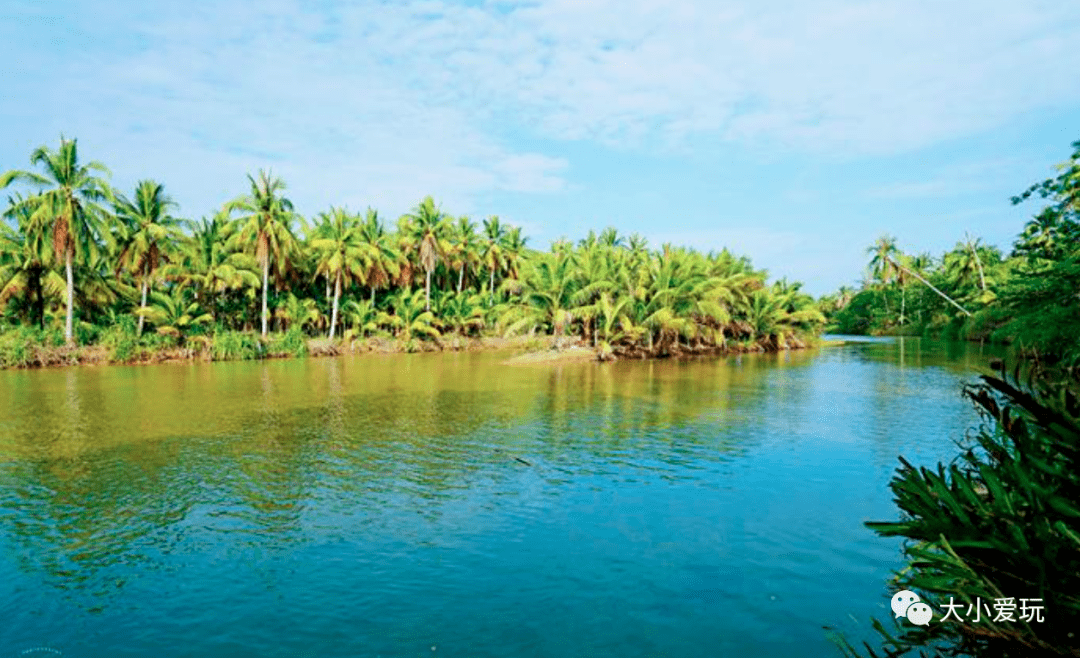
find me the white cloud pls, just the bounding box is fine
[1,0,1077,228]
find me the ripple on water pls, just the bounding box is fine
[0,342,1001,657]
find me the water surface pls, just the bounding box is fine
[0,337,1002,657]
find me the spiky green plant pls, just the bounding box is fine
[838,363,1080,657]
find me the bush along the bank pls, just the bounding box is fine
[820,139,1080,366]
[835,363,1080,657]
[0,137,826,368]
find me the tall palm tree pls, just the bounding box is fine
[481,216,507,304]
[225,170,299,337]
[0,137,113,344]
[867,235,900,323]
[502,226,528,281]
[401,196,449,311]
[310,207,368,339]
[114,180,183,335]
[450,216,480,294]
[358,209,400,304]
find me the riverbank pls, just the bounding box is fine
[0,331,838,370]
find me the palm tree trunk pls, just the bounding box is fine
[64,250,74,345]
[892,259,971,316]
[489,268,495,304]
[261,260,270,337]
[458,265,465,293]
[138,278,149,336]
[329,272,341,339]
[900,285,906,327]
[425,268,433,312]
[326,278,332,307]
[31,268,44,331]
[370,286,376,304]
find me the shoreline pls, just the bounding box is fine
[0,333,843,371]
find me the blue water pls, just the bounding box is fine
[0,337,1001,657]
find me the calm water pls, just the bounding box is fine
[0,337,1002,658]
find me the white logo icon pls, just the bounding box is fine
[906,601,934,626]
[891,590,934,625]
[892,590,921,618]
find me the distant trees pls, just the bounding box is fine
[0,135,826,364]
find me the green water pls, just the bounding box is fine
[0,337,1001,657]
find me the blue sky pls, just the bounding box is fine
[2,0,1079,295]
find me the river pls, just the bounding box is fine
[0,337,1001,657]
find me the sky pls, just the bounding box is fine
[2,0,1079,295]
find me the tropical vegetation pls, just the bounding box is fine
[0,137,826,368]
[836,141,1080,657]
[822,141,1080,366]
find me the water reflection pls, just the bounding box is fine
[0,339,1006,657]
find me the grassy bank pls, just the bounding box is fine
[0,327,831,370]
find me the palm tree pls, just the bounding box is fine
[867,235,899,322]
[481,216,507,304]
[114,180,183,335]
[450,216,481,294]
[401,196,449,312]
[225,170,299,337]
[0,137,113,344]
[358,209,400,304]
[137,288,213,342]
[502,226,528,281]
[0,193,61,329]
[964,233,988,293]
[168,212,260,317]
[310,207,368,339]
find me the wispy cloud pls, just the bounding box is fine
[0,0,1077,293]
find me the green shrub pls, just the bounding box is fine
[100,315,140,362]
[0,332,32,367]
[266,327,307,358]
[211,330,261,361]
[839,364,1080,657]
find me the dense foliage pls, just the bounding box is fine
[836,363,1080,658]
[0,137,825,366]
[821,141,1080,366]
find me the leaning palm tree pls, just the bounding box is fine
[310,207,368,339]
[0,137,113,344]
[225,170,299,337]
[114,180,183,335]
[401,196,449,311]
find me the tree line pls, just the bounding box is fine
[0,136,826,366]
[820,140,1080,367]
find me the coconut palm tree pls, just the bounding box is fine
[450,216,481,294]
[502,225,528,282]
[137,288,213,342]
[0,137,114,344]
[401,196,450,312]
[0,193,62,329]
[114,180,183,335]
[867,235,899,322]
[225,170,299,337]
[358,209,401,304]
[481,216,507,304]
[310,207,368,339]
[168,212,260,317]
